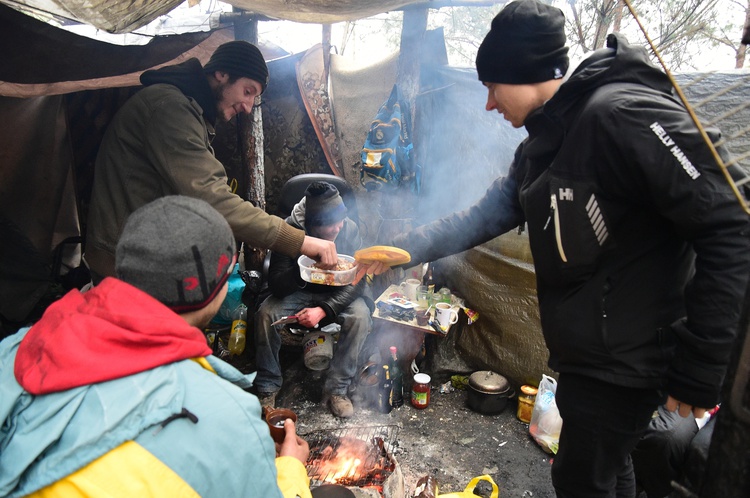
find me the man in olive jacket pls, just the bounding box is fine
[86,41,336,282]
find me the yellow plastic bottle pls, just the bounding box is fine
[228,304,248,355]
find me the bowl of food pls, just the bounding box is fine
[298,254,357,286]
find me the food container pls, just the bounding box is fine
[517,384,538,423]
[467,370,515,415]
[298,254,357,286]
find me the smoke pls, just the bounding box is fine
[414,65,527,225]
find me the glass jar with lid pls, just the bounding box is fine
[517,384,538,423]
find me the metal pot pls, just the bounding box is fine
[467,370,515,415]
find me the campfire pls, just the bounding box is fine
[303,425,403,497]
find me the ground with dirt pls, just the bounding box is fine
[274,350,557,498]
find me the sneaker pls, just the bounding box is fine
[258,391,277,410]
[327,394,354,418]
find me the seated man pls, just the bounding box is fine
[255,181,374,418]
[0,196,311,498]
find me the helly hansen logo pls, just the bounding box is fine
[649,122,701,180]
[586,194,609,246]
[558,188,574,201]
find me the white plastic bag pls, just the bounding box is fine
[529,374,563,454]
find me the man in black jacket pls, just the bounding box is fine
[374,0,750,496]
[254,182,374,418]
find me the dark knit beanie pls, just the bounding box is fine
[476,0,569,84]
[115,196,236,313]
[305,182,347,227]
[204,40,269,94]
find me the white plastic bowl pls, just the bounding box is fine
[298,254,357,286]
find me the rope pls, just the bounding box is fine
[622,0,750,215]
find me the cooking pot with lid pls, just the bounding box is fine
[467,370,515,415]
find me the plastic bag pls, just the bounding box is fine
[209,263,246,326]
[528,374,563,454]
[437,474,498,498]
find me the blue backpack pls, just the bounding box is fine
[360,84,416,191]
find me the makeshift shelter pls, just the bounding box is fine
[1,0,749,390]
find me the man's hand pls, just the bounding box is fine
[352,261,390,285]
[665,395,707,419]
[300,236,337,266]
[296,307,325,328]
[276,418,310,463]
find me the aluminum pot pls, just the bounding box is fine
[467,370,515,415]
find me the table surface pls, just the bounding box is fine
[372,284,448,336]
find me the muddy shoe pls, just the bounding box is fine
[258,391,277,410]
[327,394,354,418]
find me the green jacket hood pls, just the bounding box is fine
[140,57,218,125]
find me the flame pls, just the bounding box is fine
[307,435,394,494]
[326,457,363,482]
[310,436,375,483]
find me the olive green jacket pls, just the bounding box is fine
[86,59,304,277]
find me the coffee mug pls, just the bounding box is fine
[399,278,421,302]
[434,302,458,330]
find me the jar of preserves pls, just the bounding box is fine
[411,373,431,409]
[517,384,538,423]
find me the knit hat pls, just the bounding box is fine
[115,196,236,313]
[304,182,347,227]
[204,40,269,94]
[476,0,569,84]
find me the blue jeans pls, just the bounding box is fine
[254,290,373,396]
[551,373,663,498]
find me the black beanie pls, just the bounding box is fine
[115,196,236,313]
[476,0,569,84]
[305,182,347,227]
[204,40,270,94]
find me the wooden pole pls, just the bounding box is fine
[233,12,267,272]
[699,280,750,497]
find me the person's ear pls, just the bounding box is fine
[212,71,229,84]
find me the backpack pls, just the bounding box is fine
[360,84,416,191]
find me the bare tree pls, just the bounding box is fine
[330,1,746,70]
[699,0,749,68]
[564,0,727,70]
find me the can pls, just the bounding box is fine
[517,384,538,423]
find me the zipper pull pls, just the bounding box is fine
[543,196,554,231]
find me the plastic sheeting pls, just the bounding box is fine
[1,0,422,33]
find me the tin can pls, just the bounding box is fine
[517,384,538,423]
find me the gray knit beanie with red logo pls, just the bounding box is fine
[115,196,236,313]
[476,0,569,84]
[204,40,269,94]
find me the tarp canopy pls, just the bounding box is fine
[1,0,425,33]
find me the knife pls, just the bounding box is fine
[271,315,299,326]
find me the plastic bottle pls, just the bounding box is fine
[388,346,404,408]
[379,365,393,413]
[228,304,248,355]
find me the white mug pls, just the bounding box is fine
[434,302,458,330]
[399,278,421,302]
